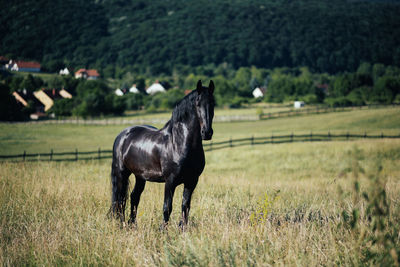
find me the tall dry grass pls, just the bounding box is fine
[1,140,399,266]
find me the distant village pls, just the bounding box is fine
[1,56,311,120]
[0,56,190,119]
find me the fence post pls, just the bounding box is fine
[229,137,232,148]
[346,131,349,141]
[310,131,313,142]
[291,132,293,142]
[23,150,26,161]
[50,149,53,161]
[364,131,367,138]
[381,132,384,139]
[251,136,254,146]
[98,147,101,160]
[75,149,78,161]
[271,134,274,144]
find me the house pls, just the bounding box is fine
[146,81,166,95]
[12,89,45,113]
[12,88,73,119]
[74,69,100,80]
[59,88,72,99]
[129,84,140,94]
[252,87,266,98]
[59,67,71,75]
[115,88,124,96]
[33,89,65,111]
[6,60,41,72]
[294,101,305,108]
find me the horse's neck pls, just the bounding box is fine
[168,114,202,152]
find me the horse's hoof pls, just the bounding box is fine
[127,219,137,229]
[159,222,168,231]
[178,221,188,231]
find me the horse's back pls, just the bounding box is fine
[113,125,166,182]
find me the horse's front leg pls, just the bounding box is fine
[179,178,199,229]
[161,178,177,230]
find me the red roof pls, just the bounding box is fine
[15,61,41,69]
[75,68,100,77]
[75,68,87,75]
[86,69,100,77]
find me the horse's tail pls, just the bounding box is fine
[108,136,130,221]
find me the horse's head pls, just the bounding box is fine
[195,80,215,140]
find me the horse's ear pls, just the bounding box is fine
[196,80,203,91]
[209,80,214,94]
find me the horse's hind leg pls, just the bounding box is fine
[128,176,146,225]
[110,165,130,223]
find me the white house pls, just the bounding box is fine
[252,87,266,98]
[115,89,124,96]
[146,82,166,95]
[129,84,140,94]
[294,101,305,108]
[75,69,100,80]
[7,60,41,72]
[59,68,70,75]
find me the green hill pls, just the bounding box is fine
[1,0,400,74]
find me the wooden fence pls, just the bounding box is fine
[1,131,399,162]
[259,104,399,120]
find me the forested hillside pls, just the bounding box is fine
[1,0,400,74]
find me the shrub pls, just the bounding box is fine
[51,98,74,116]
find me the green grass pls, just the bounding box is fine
[10,71,57,84]
[0,107,399,155]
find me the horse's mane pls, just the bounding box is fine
[170,89,198,124]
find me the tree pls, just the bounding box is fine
[0,83,27,121]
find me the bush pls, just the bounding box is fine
[228,96,248,108]
[300,94,318,104]
[324,97,353,107]
[51,98,74,116]
[0,83,27,121]
[145,89,184,111]
[125,93,147,110]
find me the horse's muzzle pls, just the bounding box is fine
[201,128,213,140]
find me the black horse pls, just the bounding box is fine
[110,80,215,228]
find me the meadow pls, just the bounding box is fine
[1,107,400,266]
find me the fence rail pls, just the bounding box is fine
[1,131,400,162]
[259,104,399,120]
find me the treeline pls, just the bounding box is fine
[1,61,400,121]
[1,0,400,74]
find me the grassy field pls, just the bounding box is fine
[0,107,399,155]
[1,108,400,266]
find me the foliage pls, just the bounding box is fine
[68,80,126,117]
[2,0,400,74]
[0,83,28,121]
[125,93,147,111]
[51,98,75,117]
[145,89,185,111]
